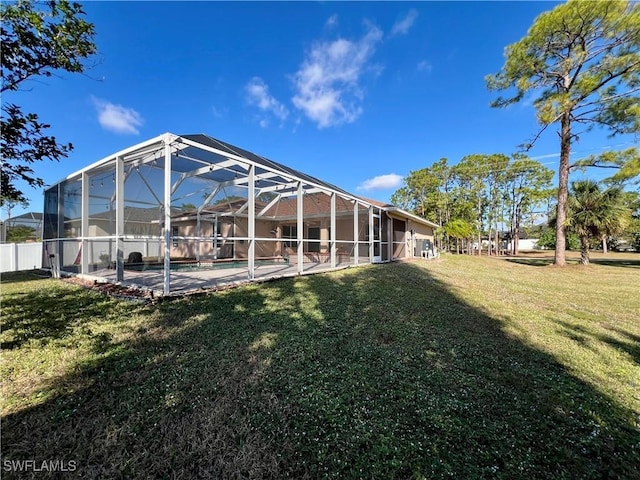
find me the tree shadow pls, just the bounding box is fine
[0,271,50,285]
[2,264,639,479]
[505,257,640,269]
[555,320,640,366]
[0,280,125,350]
[504,258,553,267]
[589,258,640,269]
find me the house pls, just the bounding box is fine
[1,212,43,243]
[43,133,438,294]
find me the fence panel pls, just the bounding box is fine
[0,242,43,273]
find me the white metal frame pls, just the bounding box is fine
[43,132,437,294]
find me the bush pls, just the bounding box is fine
[537,227,579,250]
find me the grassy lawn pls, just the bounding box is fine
[1,255,639,479]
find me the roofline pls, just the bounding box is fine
[46,133,439,229]
[49,132,382,209]
[49,132,174,187]
[356,195,391,208]
[176,134,373,207]
[384,207,440,228]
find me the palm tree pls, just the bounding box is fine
[565,180,630,265]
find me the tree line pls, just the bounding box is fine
[391,152,639,262]
[391,154,555,256]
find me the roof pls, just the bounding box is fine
[90,206,172,223]
[50,132,439,229]
[385,207,440,229]
[6,212,44,222]
[180,135,437,228]
[357,196,393,208]
[180,134,353,198]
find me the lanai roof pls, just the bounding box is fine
[51,132,439,229]
[181,134,352,198]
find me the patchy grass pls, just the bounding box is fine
[1,256,639,479]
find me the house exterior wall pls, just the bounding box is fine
[169,217,318,259]
[169,218,234,259]
[507,238,540,251]
[233,218,274,258]
[408,220,435,257]
[95,211,436,263]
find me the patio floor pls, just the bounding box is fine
[84,258,373,295]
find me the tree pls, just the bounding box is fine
[453,155,492,255]
[504,156,554,255]
[573,147,640,186]
[566,180,630,264]
[1,0,96,206]
[6,225,37,243]
[487,0,640,266]
[483,154,510,256]
[390,158,453,250]
[537,226,580,251]
[444,218,474,255]
[618,190,640,250]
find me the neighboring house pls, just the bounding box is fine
[508,238,540,251]
[1,212,43,243]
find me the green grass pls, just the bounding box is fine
[1,255,639,479]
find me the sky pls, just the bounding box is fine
[4,0,638,220]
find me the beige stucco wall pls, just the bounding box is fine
[234,218,275,258]
[169,218,234,258]
[148,211,436,261]
[388,215,436,259]
[409,220,434,239]
[407,220,435,257]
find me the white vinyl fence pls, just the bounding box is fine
[0,242,43,273]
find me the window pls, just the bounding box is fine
[212,218,234,258]
[307,227,320,252]
[172,226,179,247]
[364,219,381,242]
[282,225,297,248]
[212,218,224,242]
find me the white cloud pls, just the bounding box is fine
[212,105,224,118]
[325,14,338,28]
[92,97,143,135]
[417,60,432,73]
[245,77,289,126]
[357,173,403,191]
[390,9,418,37]
[292,22,383,128]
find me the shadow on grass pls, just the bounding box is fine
[555,320,640,366]
[0,280,118,350]
[505,258,553,267]
[0,270,50,285]
[590,258,640,269]
[505,256,640,269]
[2,264,639,479]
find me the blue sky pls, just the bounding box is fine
[4,0,638,219]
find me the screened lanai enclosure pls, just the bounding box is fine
[43,133,437,295]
